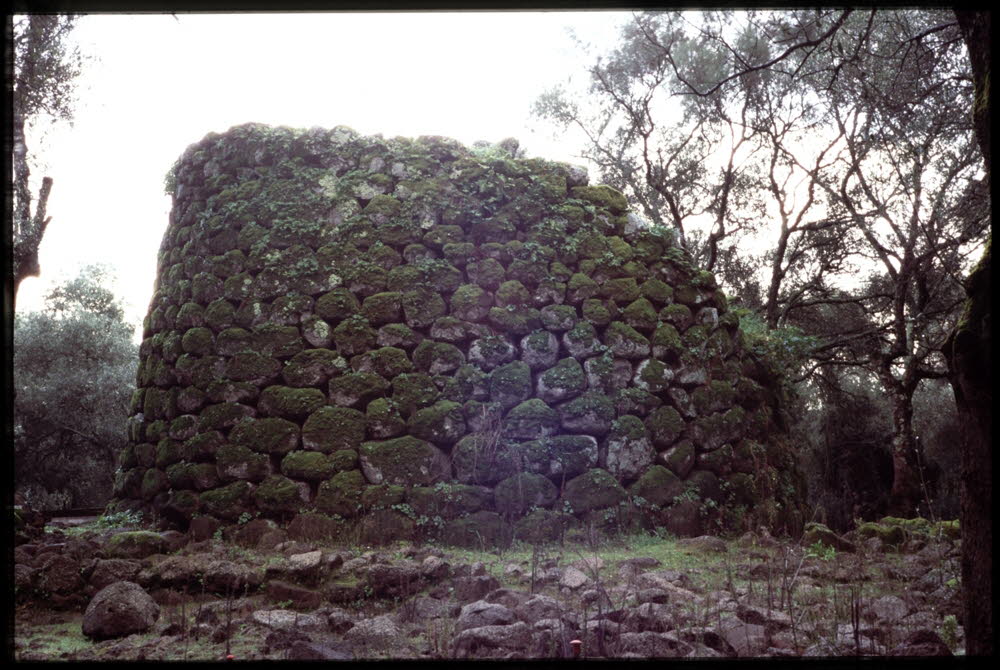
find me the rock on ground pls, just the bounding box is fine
[82,581,160,640]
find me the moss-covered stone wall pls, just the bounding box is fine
[112,123,807,545]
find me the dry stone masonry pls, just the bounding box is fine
[112,123,807,545]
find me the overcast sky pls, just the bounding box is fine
[17,11,633,336]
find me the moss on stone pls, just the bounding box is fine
[216,443,271,482]
[251,323,304,359]
[365,397,406,439]
[566,272,599,303]
[503,398,560,439]
[521,330,559,370]
[563,468,627,513]
[282,348,348,387]
[634,358,673,393]
[452,433,519,485]
[376,322,421,350]
[401,287,447,328]
[358,435,450,486]
[408,400,466,445]
[495,280,530,307]
[199,402,256,431]
[258,385,326,419]
[562,320,601,359]
[181,327,214,355]
[691,380,736,415]
[487,305,542,335]
[315,470,365,518]
[581,299,612,326]
[332,315,377,356]
[536,357,587,403]
[605,321,651,359]
[558,391,615,436]
[622,298,658,332]
[200,480,252,521]
[216,327,253,356]
[682,324,709,349]
[315,288,361,321]
[450,284,492,321]
[659,303,693,331]
[106,530,168,559]
[659,439,695,478]
[352,346,412,379]
[302,406,366,453]
[361,292,403,325]
[176,302,205,329]
[252,474,304,515]
[440,511,512,549]
[168,414,200,441]
[229,417,300,454]
[391,372,440,416]
[628,465,684,508]
[360,483,407,510]
[601,278,641,304]
[489,360,533,410]
[494,472,558,518]
[384,264,423,293]
[141,468,169,501]
[408,483,493,519]
[225,352,281,384]
[540,304,577,332]
[513,509,571,544]
[645,406,685,449]
[328,370,389,408]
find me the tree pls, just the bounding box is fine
[533,9,988,518]
[945,10,992,657]
[11,14,85,302]
[13,265,137,509]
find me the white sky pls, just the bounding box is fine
[16,11,634,337]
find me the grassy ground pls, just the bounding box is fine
[13,517,964,660]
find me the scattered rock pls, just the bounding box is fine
[736,603,792,630]
[421,555,451,580]
[367,560,424,598]
[888,629,953,656]
[89,558,142,591]
[866,594,909,623]
[452,622,532,659]
[716,618,769,657]
[266,580,324,610]
[456,600,517,633]
[250,609,327,633]
[82,581,160,640]
[616,631,690,657]
[559,566,590,590]
[344,614,402,651]
[452,575,500,602]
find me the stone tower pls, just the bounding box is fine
[112,123,807,546]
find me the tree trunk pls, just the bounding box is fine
[885,387,923,518]
[950,9,992,658]
[944,236,992,656]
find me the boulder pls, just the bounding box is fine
[250,609,327,633]
[344,614,402,651]
[456,600,517,633]
[82,581,160,640]
[451,621,532,659]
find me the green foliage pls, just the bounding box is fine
[14,265,138,508]
[735,308,816,373]
[939,614,959,651]
[805,540,836,561]
[95,509,144,528]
